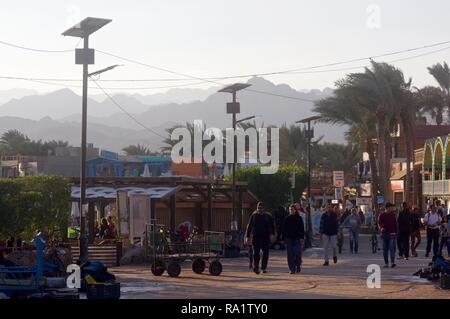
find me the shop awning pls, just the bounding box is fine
[71,186,180,200]
[390,169,407,180]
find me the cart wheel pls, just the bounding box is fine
[167,262,181,277]
[209,260,222,276]
[151,260,166,276]
[192,258,206,274]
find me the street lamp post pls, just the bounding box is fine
[62,17,112,263]
[296,115,321,249]
[218,83,251,233]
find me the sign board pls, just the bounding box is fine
[360,183,372,197]
[376,195,385,204]
[356,197,372,206]
[75,48,95,65]
[333,171,345,188]
[100,149,118,161]
[129,195,151,244]
[390,180,404,191]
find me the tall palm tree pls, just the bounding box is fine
[315,61,414,201]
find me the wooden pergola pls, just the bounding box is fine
[70,176,258,243]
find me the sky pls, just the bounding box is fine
[1,0,450,96]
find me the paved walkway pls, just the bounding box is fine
[110,233,450,299]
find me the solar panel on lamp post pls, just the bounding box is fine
[62,17,112,263]
[295,115,322,249]
[218,83,251,250]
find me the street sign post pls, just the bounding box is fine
[333,171,345,188]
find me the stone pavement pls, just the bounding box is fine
[110,233,450,299]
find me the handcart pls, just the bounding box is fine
[146,222,225,277]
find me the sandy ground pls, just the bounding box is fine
[109,233,450,299]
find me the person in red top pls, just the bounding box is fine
[378,203,398,268]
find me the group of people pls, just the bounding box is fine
[377,201,449,268]
[94,216,117,239]
[245,200,450,274]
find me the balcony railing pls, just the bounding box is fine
[422,180,450,195]
[423,181,433,195]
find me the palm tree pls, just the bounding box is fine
[415,86,446,125]
[315,61,414,200]
[428,62,450,121]
[314,89,381,196]
[122,144,156,156]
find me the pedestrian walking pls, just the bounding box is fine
[320,204,339,266]
[397,202,413,260]
[245,202,275,274]
[281,205,305,274]
[378,203,398,268]
[410,206,422,257]
[341,207,361,253]
[424,205,442,258]
[438,215,450,257]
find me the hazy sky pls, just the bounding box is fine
[1,0,450,95]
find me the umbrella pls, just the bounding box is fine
[141,164,151,177]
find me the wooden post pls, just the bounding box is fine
[150,198,156,226]
[88,201,95,244]
[170,194,176,231]
[115,241,122,266]
[237,190,243,230]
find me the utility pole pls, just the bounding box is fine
[63,17,112,263]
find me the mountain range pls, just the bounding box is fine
[0,77,346,152]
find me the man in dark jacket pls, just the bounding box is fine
[378,203,398,268]
[320,204,339,266]
[245,202,275,274]
[397,202,413,260]
[282,204,305,274]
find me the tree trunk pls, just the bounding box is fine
[403,118,412,205]
[437,110,443,125]
[384,129,392,203]
[376,107,388,199]
[367,137,379,203]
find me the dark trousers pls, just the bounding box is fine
[410,230,421,256]
[252,237,270,270]
[381,233,396,265]
[426,228,439,256]
[285,238,300,272]
[349,229,359,253]
[439,237,450,256]
[397,231,410,258]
